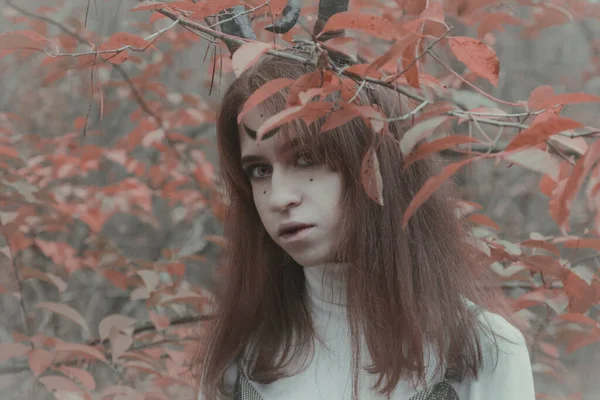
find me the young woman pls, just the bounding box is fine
[190,4,536,400]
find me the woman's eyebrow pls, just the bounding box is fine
[242,124,281,140]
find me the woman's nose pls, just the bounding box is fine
[268,169,302,212]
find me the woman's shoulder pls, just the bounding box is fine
[197,362,239,400]
[463,297,527,349]
[454,298,536,399]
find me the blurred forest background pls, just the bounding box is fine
[0,0,599,399]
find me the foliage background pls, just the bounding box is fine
[0,0,599,399]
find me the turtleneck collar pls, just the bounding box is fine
[303,263,348,307]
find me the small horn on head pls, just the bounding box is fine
[313,0,350,41]
[218,6,257,54]
[264,0,302,34]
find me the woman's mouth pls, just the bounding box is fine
[279,225,315,243]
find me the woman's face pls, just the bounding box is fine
[238,106,343,267]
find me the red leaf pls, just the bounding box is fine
[232,41,273,77]
[562,238,600,251]
[554,140,600,231]
[0,30,55,53]
[448,36,499,87]
[0,146,18,158]
[149,311,170,332]
[38,376,82,394]
[57,365,96,391]
[504,117,583,152]
[402,41,420,89]
[400,116,449,156]
[524,255,569,282]
[53,343,108,364]
[238,78,295,124]
[520,239,560,256]
[536,92,600,109]
[503,147,560,181]
[109,330,132,363]
[256,102,334,141]
[318,11,404,41]
[350,104,386,133]
[361,145,384,205]
[403,157,477,228]
[28,348,54,377]
[130,1,166,11]
[467,213,500,231]
[557,313,599,327]
[0,343,30,363]
[404,135,481,169]
[320,106,362,133]
[287,71,323,106]
[102,32,148,49]
[366,32,419,77]
[528,85,555,109]
[35,302,90,335]
[564,271,598,313]
[99,314,137,342]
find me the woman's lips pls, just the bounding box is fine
[279,225,315,243]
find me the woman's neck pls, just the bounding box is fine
[303,263,348,307]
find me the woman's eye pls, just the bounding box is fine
[295,152,314,166]
[246,165,271,179]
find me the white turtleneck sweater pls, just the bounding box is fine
[217,265,536,399]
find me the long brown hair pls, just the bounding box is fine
[190,51,520,400]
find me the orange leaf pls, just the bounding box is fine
[403,157,477,228]
[35,302,90,335]
[361,145,384,205]
[232,41,273,78]
[448,36,499,87]
[504,117,583,152]
[238,78,295,124]
[318,11,404,41]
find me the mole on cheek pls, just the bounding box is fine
[310,178,313,182]
[263,190,267,194]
